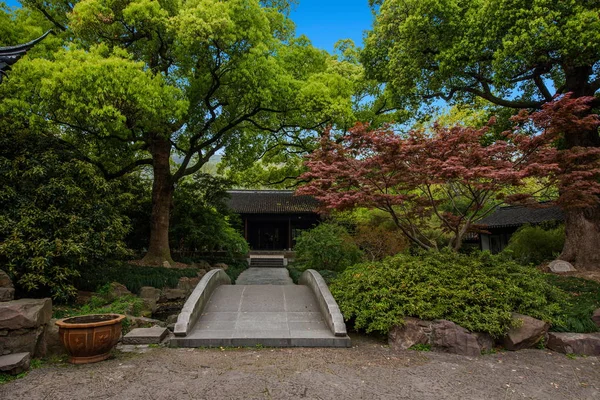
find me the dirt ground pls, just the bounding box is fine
[1,334,598,400]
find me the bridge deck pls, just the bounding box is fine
[171,267,350,348]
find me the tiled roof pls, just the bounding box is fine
[226,190,319,214]
[477,204,564,229]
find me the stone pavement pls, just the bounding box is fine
[235,267,293,285]
[171,267,350,347]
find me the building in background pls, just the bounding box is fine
[227,190,321,251]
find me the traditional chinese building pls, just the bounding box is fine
[227,190,321,251]
[478,204,564,253]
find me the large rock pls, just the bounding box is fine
[0,270,14,302]
[139,286,161,313]
[0,270,13,288]
[177,277,200,294]
[212,263,228,271]
[0,328,43,355]
[0,288,15,302]
[548,260,576,273]
[389,318,492,357]
[104,282,132,301]
[592,309,600,329]
[159,288,187,302]
[502,313,549,350]
[192,260,211,270]
[547,332,600,356]
[0,298,52,330]
[41,319,65,356]
[0,352,30,375]
[126,315,166,330]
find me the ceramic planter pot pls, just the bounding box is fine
[55,314,126,364]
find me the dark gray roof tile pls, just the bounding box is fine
[227,190,319,214]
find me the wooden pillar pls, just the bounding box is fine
[288,217,292,250]
[244,217,248,241]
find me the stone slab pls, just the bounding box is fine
[0,352,30,375]
[548,260,576,273]
[123,327,168,345]
[236,268,293,285]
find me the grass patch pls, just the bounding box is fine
[74,260,199,293]
[545,275,600,333]
[409,343,431,351]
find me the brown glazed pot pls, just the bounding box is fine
[55,314,126,364]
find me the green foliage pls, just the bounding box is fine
[409,343,431,352]
[0,121,131,301]
[503,224,565,265]
[171,175,248,258]
[294,223,363,272]
[73,261,199,294]
[331,250,566,337]
[546,275,600,333]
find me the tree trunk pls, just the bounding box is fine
[558,81,600,269]
[141,137,174,266]
[559,206,600,270]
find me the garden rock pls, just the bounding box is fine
[546,332,600,356]
[0,352,30,375]
[388,318,492,357]
[502,313,549,350]
[592,309,600,328]
[162,261,171,268]
[548,260,576,273]
[166,314,179,324]
[0,327,43,355]
[41,319,64,356]
[127,315,166,329]
[177,277,200,294]
[0,298,52,330]
[192,260,211,270]
[196,269,208,279]
[139,286,161,312]
[0,270,15,302]
[212,263,229,271]
[159,288,187,302]
[105,282,132,301]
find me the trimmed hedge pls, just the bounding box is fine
[331,250,566,337]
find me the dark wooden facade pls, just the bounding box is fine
[227,190,320,251]
[478,204,564,253]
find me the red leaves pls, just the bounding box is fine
[298,94,600,249]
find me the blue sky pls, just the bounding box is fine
[290,0,373,51]
[4,0,374,51]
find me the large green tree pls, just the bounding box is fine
[363,0,600,269]
[4,0,354,264]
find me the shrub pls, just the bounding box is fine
[294,223,363,272]
[546,275,600,333]
[74,261,199,294]
[0,124,131,301]
[503,224,565,265]
[330,250,566,337]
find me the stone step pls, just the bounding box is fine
[0,352,30,375]
[123,327,169,345]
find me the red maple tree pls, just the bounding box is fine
[298,95,600,253]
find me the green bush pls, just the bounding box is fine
[0,122,131,301]
[503,224,565,265]
[294,223,363,272]
[330,250,566,337]
[74,261,199,294]
[546,275,600,333]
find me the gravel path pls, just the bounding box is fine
[1,335,598,400]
